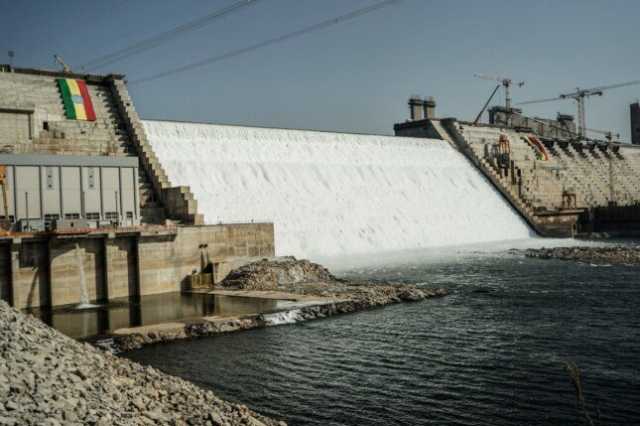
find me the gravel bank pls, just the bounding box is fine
[0,301,283,426]
[523,245,640,266]
[113,257,447,352]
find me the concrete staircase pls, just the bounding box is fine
[440,119,582,237]
[108,78,203,225]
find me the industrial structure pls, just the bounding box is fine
[395,96,640,236]
[0,65,273,310]
[632,102,640,145]
[1,63,639,312]
[517,80,640,138]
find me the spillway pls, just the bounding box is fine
[143,120,534,259]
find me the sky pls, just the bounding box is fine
[2,0,639,140]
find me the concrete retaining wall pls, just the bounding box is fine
[0,223,274,310]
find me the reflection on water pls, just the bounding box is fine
[24,292,291,340]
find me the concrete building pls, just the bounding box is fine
[0,154,140,231]
[0,66,274,309]
[631,102,640,145]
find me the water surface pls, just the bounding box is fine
[126,251,640,425]
[27,292,290,340]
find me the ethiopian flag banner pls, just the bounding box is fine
[56,78,96,121]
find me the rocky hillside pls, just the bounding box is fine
[0,301,284,426]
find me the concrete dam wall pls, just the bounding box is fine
[144,120,534,259]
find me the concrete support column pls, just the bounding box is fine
[10,238,50,309]
[104,234,138,300]
[9,241,21,308]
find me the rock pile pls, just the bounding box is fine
[524,246,640,266]
[0,301,283,426]
[221,257,339,291]
[220,256,446,304]
[113,258,447,352]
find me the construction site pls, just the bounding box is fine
[0,65,274,313]
[396,75,640,237]
[0,63,638,319]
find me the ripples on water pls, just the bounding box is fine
[126,251,640,425]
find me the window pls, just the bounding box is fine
[105,212,118,220]
[64,213,80,220]
[44,214,59,221]
[126,211,133,219]
[86,212,100,220]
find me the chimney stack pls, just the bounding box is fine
[408,96,424,121]
[423,96,436,119]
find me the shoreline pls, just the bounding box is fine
[107,257,447,353]
[522,245,640,266]
[0,257,447,425]
[109,285,447,353]
[0,300,287,426]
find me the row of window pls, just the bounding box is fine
[1,212,135,222]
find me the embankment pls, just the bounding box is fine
[112,257,447,352]
[523,246,640,266]
[0,300,284,426]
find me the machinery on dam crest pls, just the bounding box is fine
[395,97,640,237]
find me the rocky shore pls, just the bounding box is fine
[0,301,284,426]
[523,245,640,266]
[112,257,447,352]
[0,258,446,424]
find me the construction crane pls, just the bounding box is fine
[473,84,501,125]
[517,80,640,138]
[474,74,525,111]
[53,54,72,73]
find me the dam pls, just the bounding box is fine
[0,64,639,311]
[143,120,533,259]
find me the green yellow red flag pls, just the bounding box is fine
[56,78,96,121]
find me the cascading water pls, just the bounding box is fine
[143,120,535,259]
[74,243,98,310]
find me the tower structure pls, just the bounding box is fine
[631,102,640,145]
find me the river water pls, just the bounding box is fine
[125,249,640,425]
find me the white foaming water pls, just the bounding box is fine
[143,120,535,259]
[74,243,100,310]
[262,309,303,326]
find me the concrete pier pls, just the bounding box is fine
[0,223,274,309]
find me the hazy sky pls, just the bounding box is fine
[2,0,639,140]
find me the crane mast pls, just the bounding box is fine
[474,74,525,111]
[518,80,640,139]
